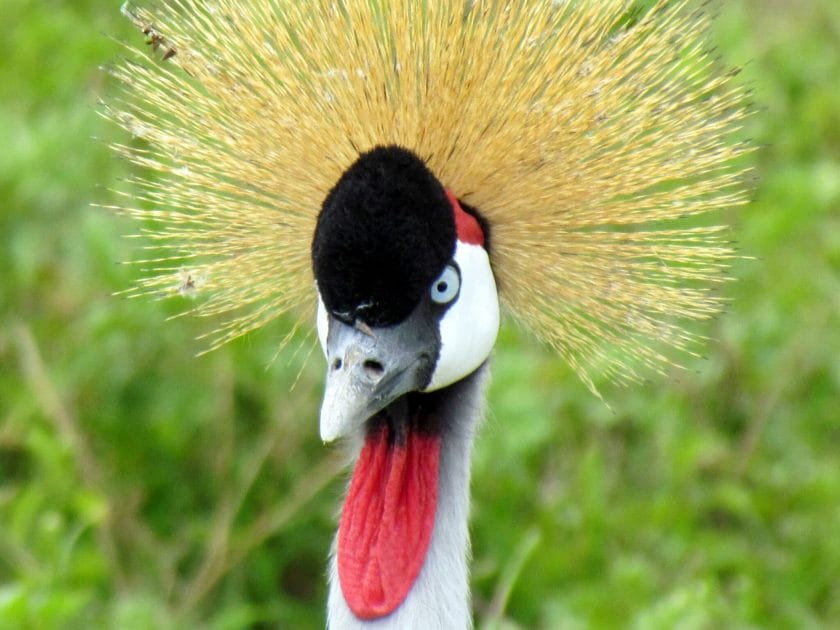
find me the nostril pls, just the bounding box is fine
[363,359,385,380]
[332,358,343,371]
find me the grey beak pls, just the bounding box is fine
[319,314,437,442]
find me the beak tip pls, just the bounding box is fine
[319,407,342,443]
[319,373,372,443]
[319,425,339,443]
[319,399,361,442]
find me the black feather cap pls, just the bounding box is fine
[312,146,456,327]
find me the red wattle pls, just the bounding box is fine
[338,425,441,620]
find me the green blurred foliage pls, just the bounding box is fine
[2,0,838,628]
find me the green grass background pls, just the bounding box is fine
[2,0,838,627]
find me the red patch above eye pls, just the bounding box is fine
[445,189,484,247]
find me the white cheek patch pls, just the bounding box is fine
[426,241,499,391]
[316,292,329,357]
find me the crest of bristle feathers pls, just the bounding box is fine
[106,0,751,393]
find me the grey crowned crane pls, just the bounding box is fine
[111,0,751,627]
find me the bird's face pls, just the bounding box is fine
[312,146,499,443]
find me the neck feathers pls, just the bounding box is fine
[327,365,489,629]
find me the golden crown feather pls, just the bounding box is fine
[106,0,751,393]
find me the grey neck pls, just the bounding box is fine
[326,365,489,630]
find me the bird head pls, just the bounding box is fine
[312,146,499,443]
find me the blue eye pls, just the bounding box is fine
[431,265,460,304]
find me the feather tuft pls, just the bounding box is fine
[109,0,752,390]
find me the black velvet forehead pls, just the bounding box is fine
[312,146,456,327]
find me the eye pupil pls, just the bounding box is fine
[437,282,448,292]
